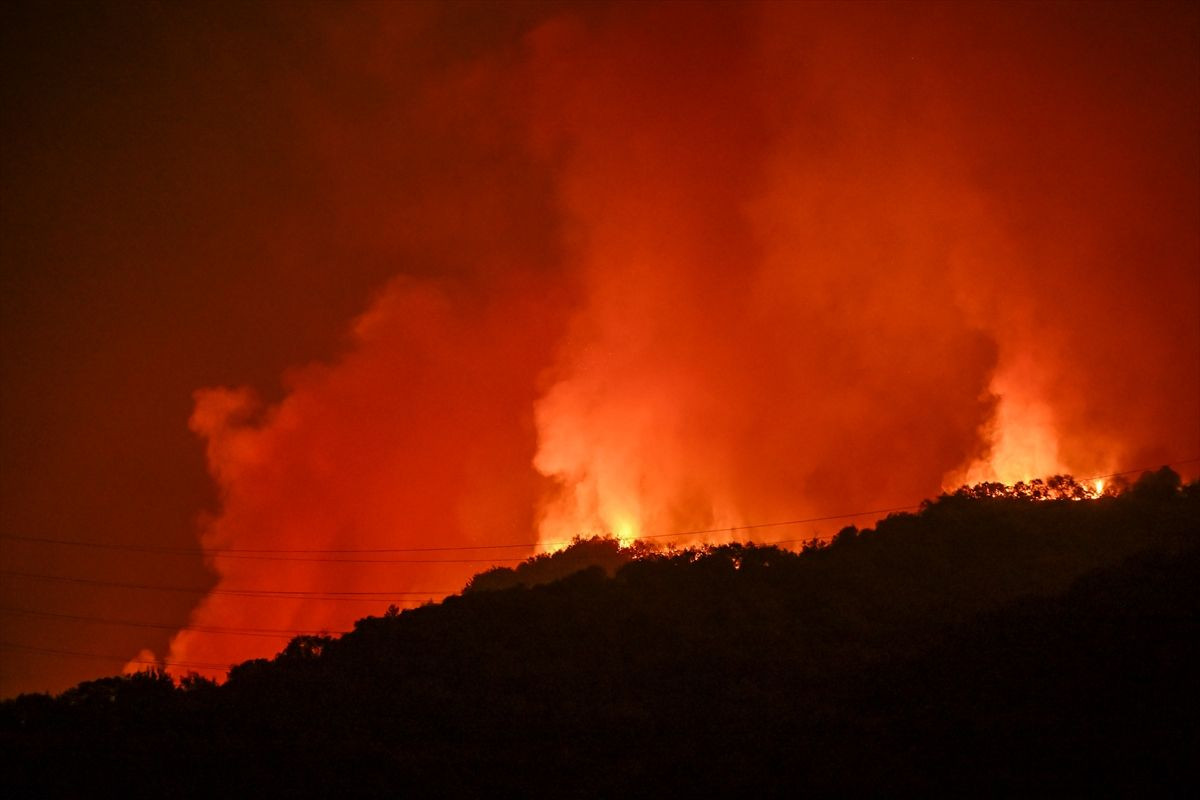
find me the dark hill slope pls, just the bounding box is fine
[4,471,1197,796]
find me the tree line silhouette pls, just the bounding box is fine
[3,468,1196,796]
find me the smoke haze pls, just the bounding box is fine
[6,2,1190,682]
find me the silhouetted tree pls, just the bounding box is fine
[3,473,1195,796]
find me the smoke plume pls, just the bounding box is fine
[164,1,1198,675]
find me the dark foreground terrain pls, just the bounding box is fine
[4,469,1197,797]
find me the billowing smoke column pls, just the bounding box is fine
[163,2,1198,675]
[161,275,561,673]
[527,6,1000,543]
[529,2,1199,542]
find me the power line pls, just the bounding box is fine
[0,540,533,563]
[0,570,452,601]
[652,503,922,542]
[0,606,336,640]
[0,548,654,599]
[0,537,533,563]
[2,456,1194,685]
[0,513,905,557]
[0,534,539,556]
[2,456,1194,560]
[0,511,895,556]
[0,641,230,672]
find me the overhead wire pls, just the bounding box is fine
[0,570,452,601]
[2,456,1195,680]
[0,606,328,639]
[0,641,230,672]
[0,504,920,557]
[1,456,1194,560]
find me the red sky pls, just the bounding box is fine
[2,0,1198,696]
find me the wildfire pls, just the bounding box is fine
[953,474,1110,502]
[613,517,639,548]
[141,1,1194,683]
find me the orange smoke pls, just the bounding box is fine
[168,1,1198,673]
[529,2,1198,544]
[161,275,561,675]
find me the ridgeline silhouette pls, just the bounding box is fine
[3,468,1197,795]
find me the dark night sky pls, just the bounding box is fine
[1,0,563,694]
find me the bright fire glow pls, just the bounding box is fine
[137,2,1196,682]
[613,517,639,548]
[946,366,1066,489]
